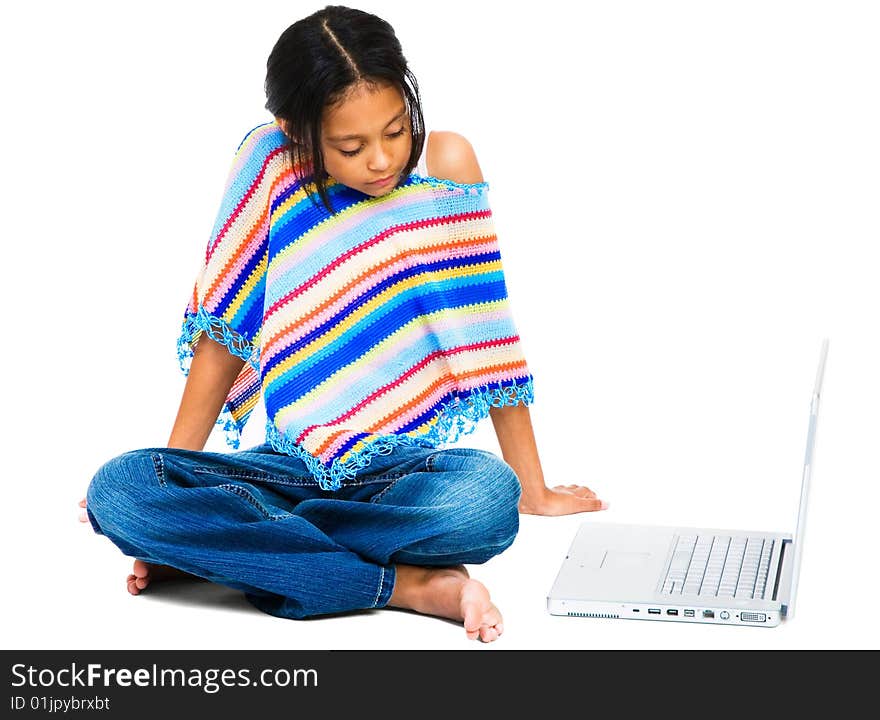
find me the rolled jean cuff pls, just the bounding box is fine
[374,564,396,609]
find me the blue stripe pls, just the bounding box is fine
[262,249,502,376]
[264,277,510,409]
[229,276,266,344]
[279,314,522,429]
[210,124,286,245]
[331,377,531,459]
[265,183,489,298]
[267,183,373,266]
[215,245,267,342]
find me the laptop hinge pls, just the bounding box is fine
[773,539,794,616]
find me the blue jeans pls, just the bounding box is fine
[86,443,521,619]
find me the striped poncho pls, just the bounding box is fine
[178,121,534,490]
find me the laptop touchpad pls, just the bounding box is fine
[600,550,653,569]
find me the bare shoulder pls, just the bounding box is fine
[424,131,485,184]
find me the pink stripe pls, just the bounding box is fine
[317,364,526,462]
[203,218,269,311]
[261,238,499,362]
[272,308,514,427]
[269,186,438,282]
[266,208,492,318]
[206,143,286,262]
[295,337,520,444]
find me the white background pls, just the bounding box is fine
[2,0,878,650]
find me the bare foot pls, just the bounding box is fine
[388,565,504,642]
[126,559,198,595]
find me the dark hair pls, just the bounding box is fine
[264,5,425,214]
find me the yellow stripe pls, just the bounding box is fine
[272,298,509,426]
[338,415,439,463]
[223,252,268,322]
[265,260,504,386]
[230,387,260,423]
[268,182,431,269]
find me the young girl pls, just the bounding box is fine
[81,4,605,643]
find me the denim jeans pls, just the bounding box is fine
[86,443,521,619]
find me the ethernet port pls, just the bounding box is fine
[702,610,715,619]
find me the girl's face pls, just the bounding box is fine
[318,81,413,197]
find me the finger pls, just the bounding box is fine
[78,511,89,523]
[577,497,609,512]
[569,486,597,499]
[78,498,87,508]
[553,484,598,497]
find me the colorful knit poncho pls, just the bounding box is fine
[177,121,534,490]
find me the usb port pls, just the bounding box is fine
[703,610,715,618]
[684,609,695,617]
[648,608,661,615]
[666,609,678,616]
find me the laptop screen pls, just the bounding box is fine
[787,339,828,619]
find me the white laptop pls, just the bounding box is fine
[547,340,828,627]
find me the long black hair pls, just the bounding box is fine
[264,5,425,214]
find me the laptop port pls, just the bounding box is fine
[684,609,695,617]
[648,608,661,615]
[703,610,715,619]
[666,609,679,616]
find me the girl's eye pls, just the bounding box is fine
[339,128,407,157]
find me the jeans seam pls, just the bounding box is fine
[372,566,385,608]
[192,467,314,487]
[369,476,405,504]
[218,484,288,521]
[150,453,166,487]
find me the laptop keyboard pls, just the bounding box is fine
[660,534,775,599]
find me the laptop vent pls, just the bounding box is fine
[740,612,767,623]
[567,612,619,619]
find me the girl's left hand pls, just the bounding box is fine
[518,484,608,516]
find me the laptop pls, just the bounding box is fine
[547,339,828,627]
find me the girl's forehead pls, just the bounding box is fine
[323,82,406,128]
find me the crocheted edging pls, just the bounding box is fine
[410,173,490,195]
[176,306,260,375]
[176,306,260,450]
[214,402,245,451]
[265,376,535,491]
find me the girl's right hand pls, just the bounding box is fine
[78,497,88,523]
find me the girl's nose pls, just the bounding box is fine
[367,144,392,172]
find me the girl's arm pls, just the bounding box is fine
[166,336,246,451]
[489,404,606,516]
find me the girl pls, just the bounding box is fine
[81,4,605,643]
